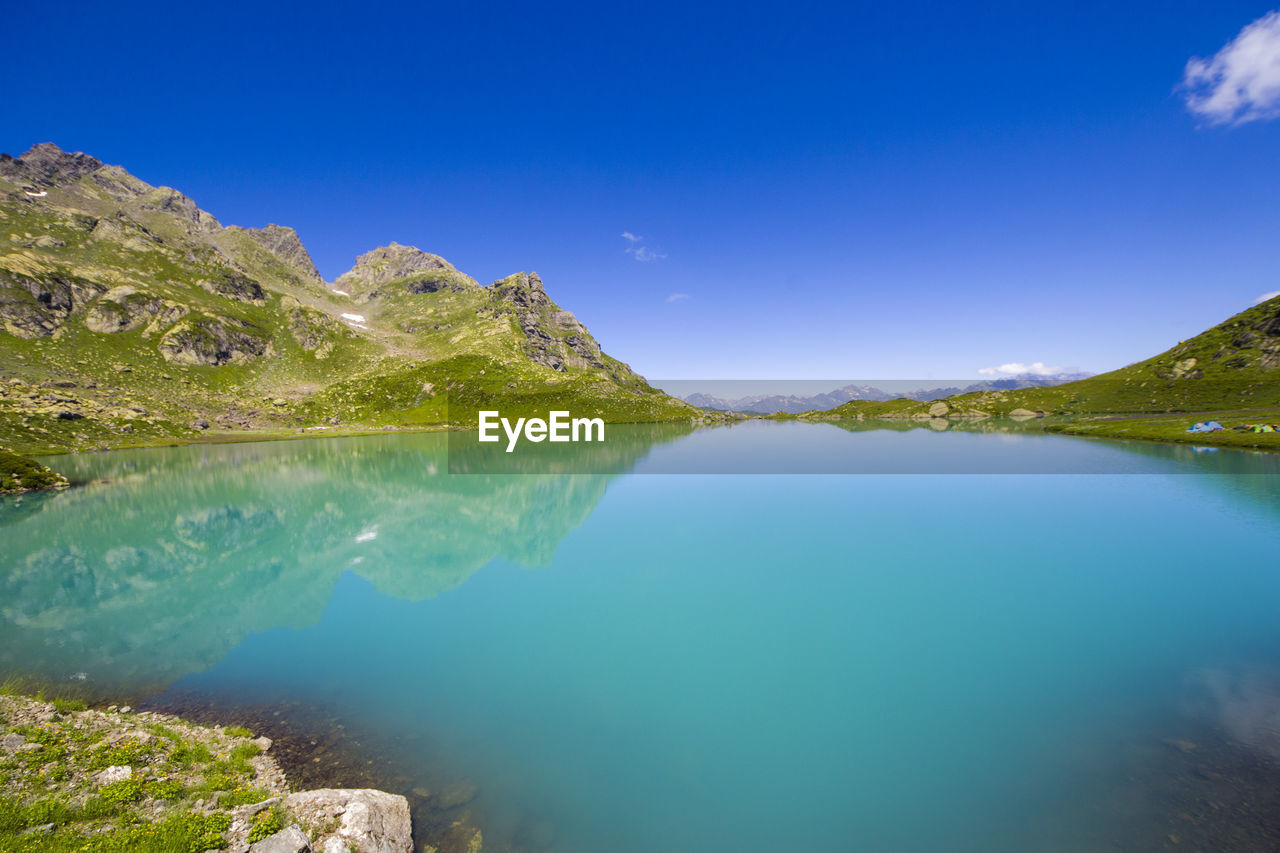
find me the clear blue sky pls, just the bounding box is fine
[4,1,1279,380]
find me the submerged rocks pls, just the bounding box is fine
[284,788,413,853]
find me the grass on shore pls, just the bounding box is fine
[0,686,280,853]
[1042,408,1280,450]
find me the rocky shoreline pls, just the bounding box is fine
[0,692,418,852]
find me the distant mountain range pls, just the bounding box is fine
[684,374,1093,414]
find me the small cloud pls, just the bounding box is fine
[978,361,1066,377]
[621,231,666,262]
[666,293,690,303]
[628,246,667,262]
[1254,290,1280,304]
[1182,10,1280,125]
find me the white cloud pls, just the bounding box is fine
[1183,10,1280,125]
[1254,290,1280,304]
[666,293,690,303]
[628,246,667,262]
[621,231,665,262]
[978,361,1066,377]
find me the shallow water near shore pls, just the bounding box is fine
[4,423,1280,851]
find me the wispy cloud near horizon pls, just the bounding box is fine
[978,361,1066,377]
[1255,290,1280,304]
[1182,10,1280,125]
[666,292,690,303]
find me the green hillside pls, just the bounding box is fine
[0,144,698,454]
[798,295,1280,448]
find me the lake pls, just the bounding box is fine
[4,421,1280,851]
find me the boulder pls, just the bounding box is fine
[284,789,413,853]
[94,765,132,784]
[248,824,310,853]
[928,401,949,418]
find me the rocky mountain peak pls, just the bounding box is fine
[489,272,551,308]
[240,224,323,283]
[0,143,104,186]
[340,242,453,280]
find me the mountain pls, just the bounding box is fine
[684,375,1090,414]
[0,143,699,453]
[684,384,894,414]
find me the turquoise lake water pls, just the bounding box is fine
[4,422,1280,851]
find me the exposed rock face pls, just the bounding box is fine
[282,296,337,356]
[0,142,104,186]
[243,224,323,283]
[0,269,106,338]
[158,315,270,365]
[88,212,164,248]
[284,788,413,853]
[84,286,174,333]
[489,272,607,372]
[139,186,222,232]
[335,243,460,296]
[198,273,267,304]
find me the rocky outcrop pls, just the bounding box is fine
[282,296,337,357]
[158,315,270,365]
[84,285,188,333]
[488,272,608,372]
[0,142,104,187]
[334,243,461,296]
[0,269,106,338]
[139,186,222,232]
[198,273,267,304]
[243,224,324,284]
[283,789,413,853]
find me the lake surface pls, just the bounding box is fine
[4,421,1280,851]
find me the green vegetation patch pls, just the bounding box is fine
[0,449,66,493]
[0,692,284,852]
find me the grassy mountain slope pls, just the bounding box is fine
[0,144,697,453]
[798,296,1280,447]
